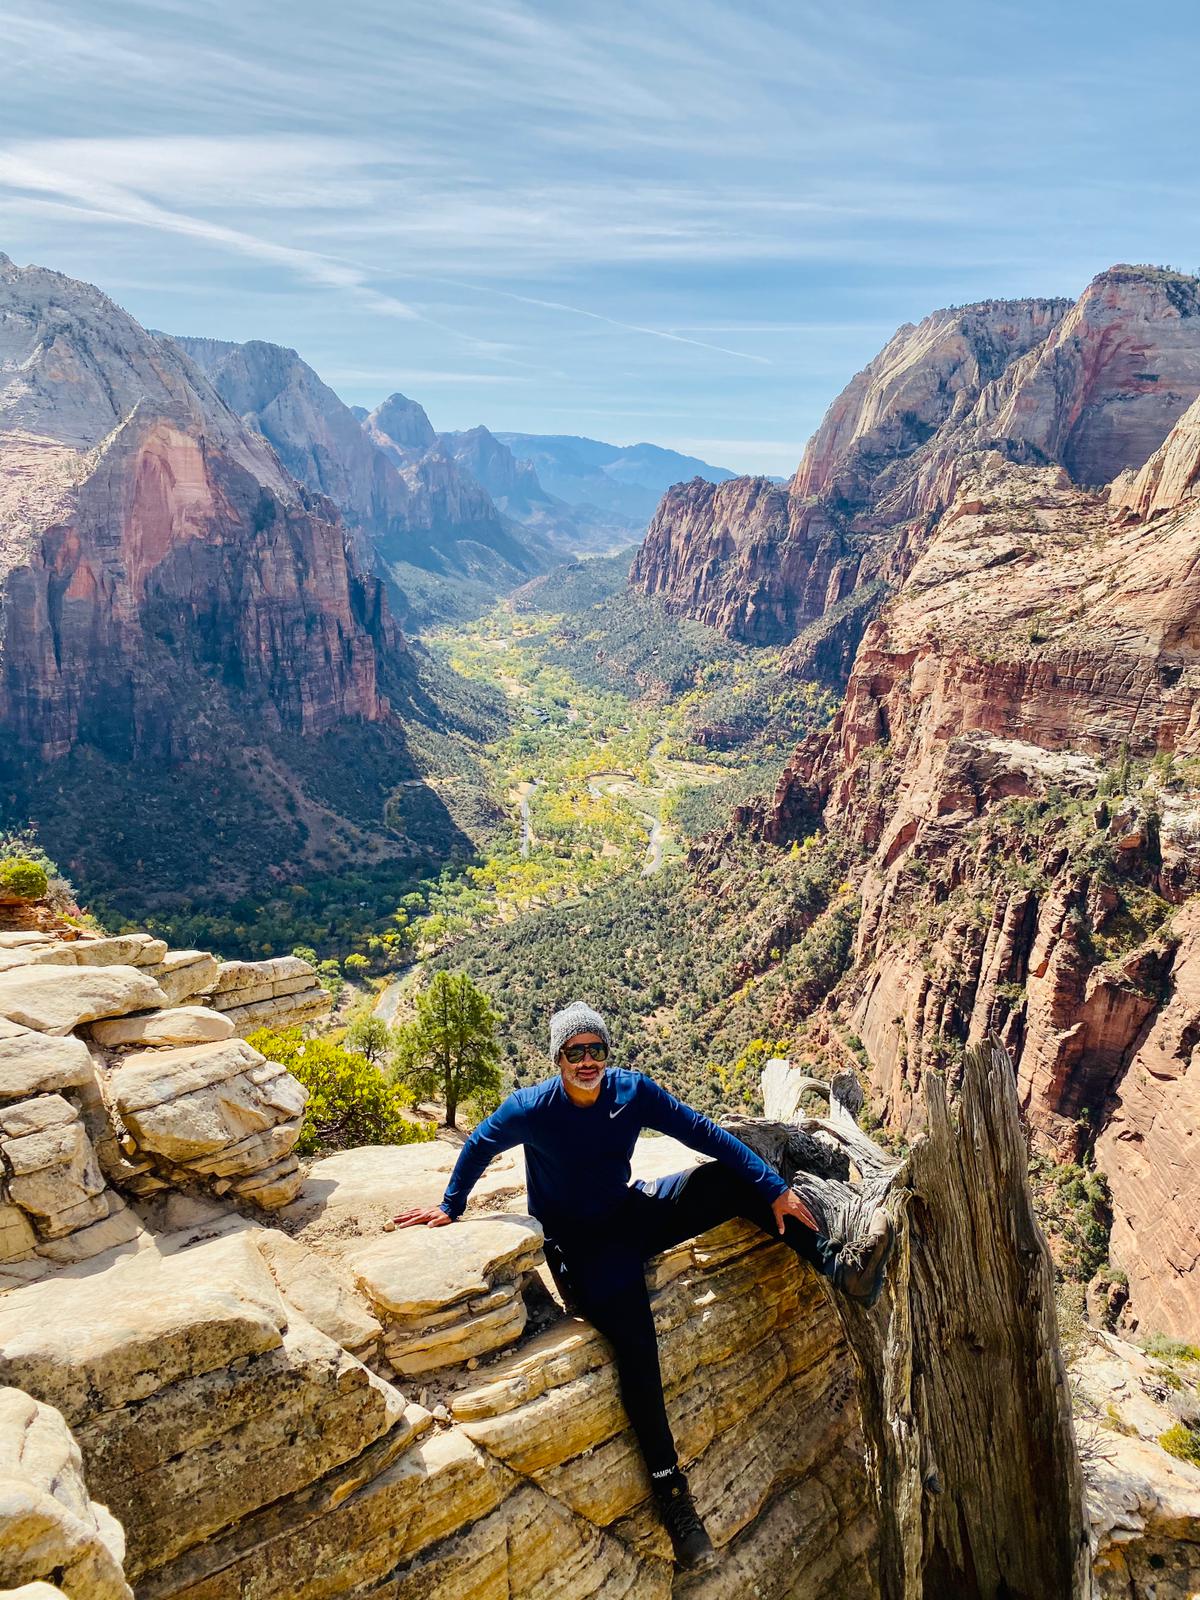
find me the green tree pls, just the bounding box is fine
[343,1013,393,1066]
[393,971,502,1129]
[344,953,370,978]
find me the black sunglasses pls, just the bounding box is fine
[561,1041,609,1064]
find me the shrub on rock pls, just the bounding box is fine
[247,1027,434,1156]
[0,857,49,903]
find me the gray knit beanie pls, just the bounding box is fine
[549,1001,610,1064]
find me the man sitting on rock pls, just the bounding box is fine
[392,1000,893,1572]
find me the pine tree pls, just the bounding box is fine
[393,971,502,1128]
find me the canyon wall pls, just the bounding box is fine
[175,344,557,585]
[633,267,1200,664]
[0,257,496,908]
[735,412,1200,1337]
[0,257,400,766]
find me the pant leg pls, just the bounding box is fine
[551,1233,679,1476]
[636,1160,841,1279]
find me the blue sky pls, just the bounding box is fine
[2,0,1198,475]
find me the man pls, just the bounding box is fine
[393,1000,893,1572]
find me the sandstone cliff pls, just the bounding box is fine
[0,258,396,763]
[633,267,1200,661]
[176,346,557,589]
[0,926,877,1599]
[729,439,1200,1337]
[0,258,483,908]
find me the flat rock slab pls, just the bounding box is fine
[211,956,313,993]
[0,966,167,1036]
[283,1139,528,1248]
[68,934,167,968]
[249,1226,382,1356]
[142,952,219,1006]
[0,1021,95,1101]
[90,1006,234,1049]
[0,947,77,974]
[0,1232,288,1426]
[348,1215,543,1321]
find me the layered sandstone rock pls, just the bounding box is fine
[364,392,438,461]
[108,1036,308,1209]
[790,297,1070,505]
[630,475,864,645]
[0,928,321,1273]
[348,1215,544,1375]
[0,1135,876,1600]
[205,954,332,1034]
[1095,903,1200,1339]
[0,1386,131,1600]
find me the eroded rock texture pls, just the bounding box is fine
[722,392,1200,1338]
[0,927,323,1282]
[0,1133,877,1600]
[632,266,1200,665]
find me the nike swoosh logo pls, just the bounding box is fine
[609,1106,625,1118]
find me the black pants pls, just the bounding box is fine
[542,1161,840,1476]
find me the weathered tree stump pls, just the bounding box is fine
[726,1040,1090,1600]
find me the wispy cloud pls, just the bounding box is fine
[0,144,422,321]
[2,0,1197,478]
[436,280,772,364]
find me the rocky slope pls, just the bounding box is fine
[175,345,557,599]
[0,921,878,1600]
[0,258,485,909]
[634,267,1200,662]
[727,398,1200,1337]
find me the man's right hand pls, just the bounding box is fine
[391,1205,455,1228]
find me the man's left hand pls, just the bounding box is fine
[771,1188,819,1234]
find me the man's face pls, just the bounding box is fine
[557,1031,607,1095]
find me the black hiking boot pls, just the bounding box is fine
[833,1210,895,1306]
[651,1467,718,1571]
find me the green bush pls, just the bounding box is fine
[1158,1424,1200,1467]
[248,1026,435,1156]
[1143,1334,1200,1364]
[0,857,49,902]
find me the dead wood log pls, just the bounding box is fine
[726,1039,1090,1599]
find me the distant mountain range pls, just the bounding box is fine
[172,339,735,625]
[494,433,739,524]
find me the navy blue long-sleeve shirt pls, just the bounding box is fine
[439,1067,787,1233]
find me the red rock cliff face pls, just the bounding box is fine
[0,257,398,765]
[633,268,1200,661]
[630,476,864,645]
[740,428,1200,1334]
